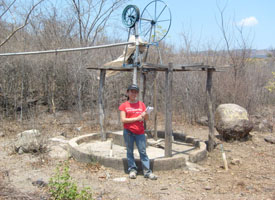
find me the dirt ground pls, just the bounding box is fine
[0,111,274,200]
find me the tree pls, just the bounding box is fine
[70,0,128,46]
[67,0,129,117]
[265,72,275,93]
[216,1,253,103]
[0,0,45,47]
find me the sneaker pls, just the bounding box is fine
[145,173,158,180]
[129,170,137,179]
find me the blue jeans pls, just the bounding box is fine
[123,129,152,176]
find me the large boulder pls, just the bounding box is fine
[215,104,253,141]
[47,136,70,160]
[14,129,44,154]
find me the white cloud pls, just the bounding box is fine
[238,16,258,27]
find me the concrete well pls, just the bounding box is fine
[69,131,207,172]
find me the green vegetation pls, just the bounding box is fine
[49,161,93,200]
[265,72,275,92]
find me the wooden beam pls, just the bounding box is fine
[98,69,106,141]
[165,63,173,157]
[87,63,225,72]
[206,69,216,151]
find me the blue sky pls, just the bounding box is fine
[122,0,275,50]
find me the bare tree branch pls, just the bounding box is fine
[71,0,83,44]
[0,0,17,19]
[0,0,45,47]
[70,0,127,45]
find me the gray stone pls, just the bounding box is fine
[250,115,273,133]
[49,136,68,144]
[204,186,212,190]
[264,136,275,144]
[32,179,47,187]
[230,158,241,165]
[197,116,208,126]
[113,177,127,182]
[48,145,70,159]
[215,104,253,141]
[48,137,70,160]
[18,147,24,154]
[14,129,44,153]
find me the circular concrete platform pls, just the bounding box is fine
[69,131,207,171]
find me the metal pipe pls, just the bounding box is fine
[133,21,139,85]
[0,41,135,57]
[123,28,131,67]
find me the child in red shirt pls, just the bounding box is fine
[119,84,157,180]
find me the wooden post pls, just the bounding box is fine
[206,69,216,151]
[139,70,147,129]
[165,63,173,157]
[98,69,106,141]
[142,73,146,102]
[133,67,137,84]
[139,71,145,102]
[133,22,139,85]
[153,71,158,140]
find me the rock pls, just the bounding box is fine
[264,136,275,144]
[48,136,70,160]
[49,136,68,144]
[75,127,82,132]
[14,129,44,153]
[32,179,47,187]
[113,177,127,182]
[215,104,253,141]
[197,116,208,126]
[204,186,212,190]
[0,132,5,137]
[186,162,204,171]
[250,115,273,133]
[18,147,24,154]
[48,145,70,160]
[230,158,241,165]
[60,132,67,138]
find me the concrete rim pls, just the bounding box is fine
[68,131,207,171]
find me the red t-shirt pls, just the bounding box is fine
[119,101,146,134]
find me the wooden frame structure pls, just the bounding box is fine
[88,62,222,155]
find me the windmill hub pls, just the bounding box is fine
[122,0,171,43]
[151,20,156,25]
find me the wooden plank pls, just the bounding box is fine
[98,69,106,141]
[206,69,216,151]
[142,62,169,69]
[87,66,132,71]
[87,62,225,72]
[143,62,213,69]
[165,63,173,157]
